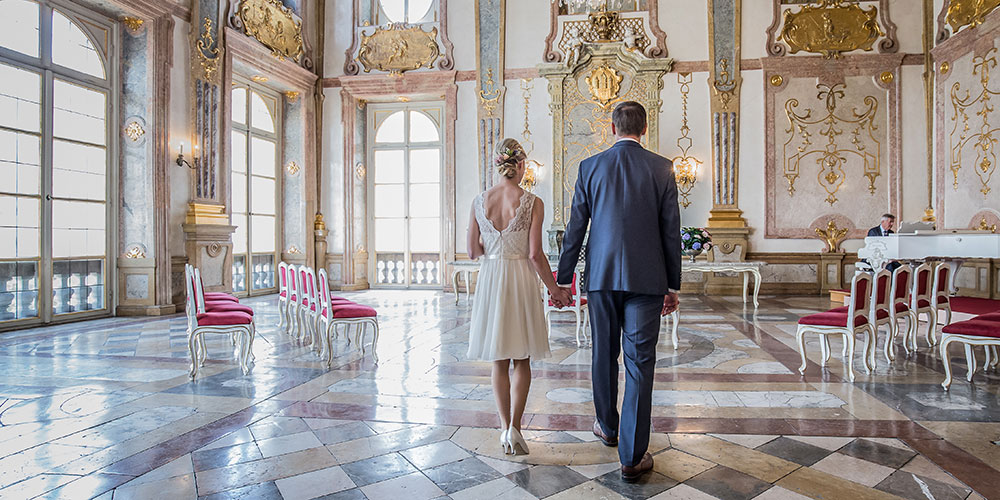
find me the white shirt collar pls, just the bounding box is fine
[616,137,641,144]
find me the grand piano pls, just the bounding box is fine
[857,231,1000,272]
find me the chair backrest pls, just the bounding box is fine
[848,271,873,329]
[298,267,309,305]
[889,264,911,311]
[911,262,933,306]
[932,262,952,301]
[288,264,299,301]
[871,269,891,316]
[183,264,199,330]
[278,261,288,295]
[193,268,207,314]
[305,267,318,309]
[318,268,331,315]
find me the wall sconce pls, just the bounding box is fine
[176,141,199,170]
[521,160,543,192]
[673,73,701,208]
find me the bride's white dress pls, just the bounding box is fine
[467,190,551,361]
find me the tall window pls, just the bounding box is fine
[0,0,112,326]
[230,82,279,295]
[369,105,443,287]
[375,0,435,24]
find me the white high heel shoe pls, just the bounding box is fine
[507,426,529,455]
[500,428,512,454]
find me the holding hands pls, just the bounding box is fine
[549,286,573,309]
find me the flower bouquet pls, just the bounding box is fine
[680,227,712,262]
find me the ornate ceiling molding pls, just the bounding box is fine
[766,0,898,58]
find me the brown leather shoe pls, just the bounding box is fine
[621,453,653,483]
[593,419,617,447]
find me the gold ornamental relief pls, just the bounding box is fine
[779,0,884,59]
[585,64,623,110]
[237,0,305,62]
[946,0,1000,33]
[949,48,1000,197]
[357,24,440,75]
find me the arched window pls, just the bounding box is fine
[375,0,435,24]
[0,0,113,325]
[230,81,280,295]
[370,106,443,287]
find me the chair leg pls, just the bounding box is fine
[845,330,857,382]
[574,309,581,347]
[885,320,896,363]
[370,319,380,363]
[188,331,200,379]
[965,343,977,383]
[796,327,809,375]
[198,335,207,367]
[940,337,955,390]
[925,308,937,347]
[864,325,876,374]
[908,312,919,353]
[325,323,337,367]
[820,335,831,366]
[985,345,993,373]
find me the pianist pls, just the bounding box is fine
[867,214,900,272]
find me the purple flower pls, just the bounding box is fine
[693,242,702,250]
[682,233,691,240]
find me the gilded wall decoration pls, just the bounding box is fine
[946,0,1000,34]
[557,18,650,57]
[195,17,221,84]
[479,69,502,118]
[672,73,702,209]
[783,82,881,205]
[357,24,440,75]
[949,47,1000,197]
[121,16,144,34]
[585,64,623,110]
[767,0,898,58]
[814,219,849,252]
[713,58,738,110]
[236,0,305,63]
[124,121,145,142]
[544,1,669,62]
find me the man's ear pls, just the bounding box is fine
[642,124,648,137]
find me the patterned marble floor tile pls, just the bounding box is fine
[477,455,531,476]
[594,468,677,498]
[755,437,834,467]
[423,456,503,494]
[810,452,895,487]
[567,461,621,479]
[256,430,324,458]
[108,473,196,500]
[341,452,419,487]
[685,466,773,500]
[274,466,356,500]
[198,480,283,500]
[507,465,588,499]
[784,435,856,451]
[751,485,812,499]
[708,434,779,449]
[875,470,971,500]
[400,440,472,470]
[449,477,536,500]
[192,441,263,472]
[359,471,445,499]
[836,438,916,469]
[650,483,722,499]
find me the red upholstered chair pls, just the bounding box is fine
[545,271,590,347]
[796,272,875,382]
[939,319,1000,389]
[277,261,290,331]
[316,268,354,360]
[927,262,954,347]
[287,264,301,337]
[184,265,254,378]
[909,262,935,349]
[302,267,321,348]
[866,269,893,367]
[887,265,916,356]
[331,301,379,364]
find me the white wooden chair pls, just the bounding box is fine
[277,261,290,332]
[184,265,254,378]
[287,264,301,338]
[940,316,1000,390]
[545,271,590,347]
[796,272,875,382]
[928,262,954,347]
[867,269,892,367]
[886,264,916,357]
[909,262,935,349]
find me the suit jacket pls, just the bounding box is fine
[557,140,681,294]
[867,226,894,237]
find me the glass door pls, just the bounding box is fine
[369,105,443,288]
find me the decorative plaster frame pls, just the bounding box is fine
[762,53,904,240]
[542,1,668,63]
[343,0,455,76]
[932,10,1000,228]
[226,0,315,71]
[337,72,459,290]
[765,0,899,57]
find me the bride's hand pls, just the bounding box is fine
[550,287,572,308]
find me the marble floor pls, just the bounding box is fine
[0,291,998,499]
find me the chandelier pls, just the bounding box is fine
[672,73,701,208]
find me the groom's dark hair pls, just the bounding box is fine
[612,101,647,137]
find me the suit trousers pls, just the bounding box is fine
[587,291,662,466]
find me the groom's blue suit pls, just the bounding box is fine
[557,138,681,466]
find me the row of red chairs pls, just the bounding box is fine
[796,262,953,382]
[940,312,1000,389]
[277,262,379,365]
[184,264,256,378]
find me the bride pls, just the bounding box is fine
[466,138,572,455]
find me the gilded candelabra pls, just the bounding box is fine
[672,73,701,208]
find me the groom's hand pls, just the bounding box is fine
[551,287,572,309]
[661,292,679,316]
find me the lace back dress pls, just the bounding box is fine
[467,190,551,361]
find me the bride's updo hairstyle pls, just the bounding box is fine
[494,138,527,179]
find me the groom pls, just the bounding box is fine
[557,101,681,482]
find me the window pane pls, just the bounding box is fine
[250,215,275,253]
[52,10,105,79]
[250,254,274,290]
[232,254,246,293]
[409,184,440,217]
[0,0,39,58]
[53,258,103,313]
[232,213,247,254]
[409,218,440,252]
[53,80,106,145]
[374,150,404,183]
[0,129,41,195]
[52,200,105,258]
[0,63,41,133]
[250,177,275,215]
[231,173,247,214]
[374,185,405,218]
[379,0,406,23]
[52,140,105,201]
[409,111,439,142]
[375,218,405,252]
[231,131,247,173]
[251,137,275,177]
[375,111,404,143]
[231,87,247,125]
[409,148,440,183]
[0,260,39,320]
[250,92,275,133]
[408,0,434,22]
[0,195,39,258]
